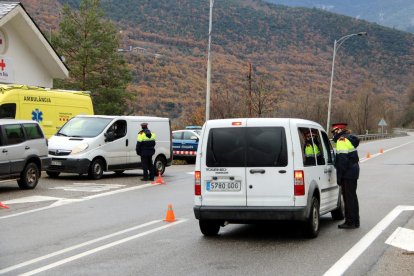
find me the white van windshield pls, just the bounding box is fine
[57,117,112,138]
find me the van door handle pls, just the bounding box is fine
[324,168,332,173]
[2,149,7,153]
[250,169,265,174]
[279,170,286,174]
[126,139,129,147]
[25,146,30,150]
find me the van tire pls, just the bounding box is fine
[199,220,220,236]
[46,171,60,178]
[331,189,345,220]
[303,196,320,238]
[18,162,40,189]
[88,159,104,180]
[154,155,166,175]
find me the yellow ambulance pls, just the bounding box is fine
[0,84,94,137]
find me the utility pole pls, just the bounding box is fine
[248,63,252,117]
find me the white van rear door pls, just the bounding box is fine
[245,119,294,207]
[200,120,247,206]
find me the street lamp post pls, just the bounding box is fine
[326,32,367,131]
[205,0,214,121]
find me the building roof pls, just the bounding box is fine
[0,1,69,79]
[0,2,18,19]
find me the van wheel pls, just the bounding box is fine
[331,188,345,220]
[18,162,40,189]
[199,220,220,236]
[88,159,104,180]
[154,156,166,175]
[46,171,60,178]
[303,196,320,238]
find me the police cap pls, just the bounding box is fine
[141,123,148,128]
[331,123,347,133]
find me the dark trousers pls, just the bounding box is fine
[341,178,360,224]
[141,155,154,180]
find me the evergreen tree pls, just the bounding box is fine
[52,0,132,115]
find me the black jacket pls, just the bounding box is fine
[333,133,360,182]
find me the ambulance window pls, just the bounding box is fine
[206,128,245,167]
[23,124,43,140]
[0,104,16,119]
[246,127,287,167]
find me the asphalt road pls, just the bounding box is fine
[0,134,413,275]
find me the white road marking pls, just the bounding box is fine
[18,219,187,276]
[0,184,154,220]
[0,220,161,275]
[324,205,414,276]
[3,196,63,204]
[50,183,126,192]
[360,141,414,163]
[385,227,414,252]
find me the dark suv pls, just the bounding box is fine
[0,120,51,189]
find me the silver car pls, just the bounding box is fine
[0,119,51,189]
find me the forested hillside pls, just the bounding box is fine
[16,0,414,130]
[265,0,414,33]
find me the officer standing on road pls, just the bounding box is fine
[332,123,360,229]
[136,123,156,181]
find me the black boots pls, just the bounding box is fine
[338,221,360,229]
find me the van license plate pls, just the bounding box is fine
[51,160,62,166]
[206,181,241,192]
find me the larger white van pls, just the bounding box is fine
[194,118,344,238]
[47,115,172,179]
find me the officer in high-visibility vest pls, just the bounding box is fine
[304,131,321,166]
[332,123,360,229]
[136,123,157,181]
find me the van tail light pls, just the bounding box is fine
[195,170,201,196]
[294,170,305,196]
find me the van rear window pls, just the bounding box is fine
[206,127,287,167]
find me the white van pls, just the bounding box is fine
[194,118,344,238]
[46,115,172,179]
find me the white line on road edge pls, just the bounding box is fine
[324,205,414,276]
[0,183,154,220]
[0,220,161,275]
[360,141,414,163]
[385,227,414,252]
[19,219,187,276]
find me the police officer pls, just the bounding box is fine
[304,131,321,166]
[332,123,360,229]
[136,123,156,181]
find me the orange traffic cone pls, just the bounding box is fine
[366,152,371,158]
[380,148,384,154]
[164,204,176,222]
[152,171,166,185]
[0,201,9,209]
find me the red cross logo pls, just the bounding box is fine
[0,59,5,71]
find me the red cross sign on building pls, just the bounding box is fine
[0,59,5,71]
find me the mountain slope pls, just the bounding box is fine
[265,0,414,33]
[16,0,414,129]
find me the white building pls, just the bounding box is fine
[0,2,68,88]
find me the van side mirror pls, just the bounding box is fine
[190,135,199,141]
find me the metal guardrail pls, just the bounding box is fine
[356,132,408,142]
